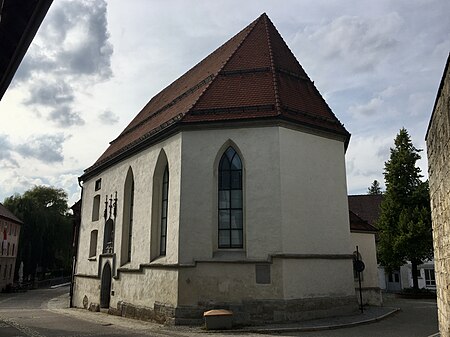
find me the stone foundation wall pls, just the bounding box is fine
[355,287,383,306]
[107,295,357,326]
[426,55,450,337]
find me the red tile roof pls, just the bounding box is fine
[349,210,377,233]
[348,195,383,227]
[82,13,350,179]
[0,202,23,224]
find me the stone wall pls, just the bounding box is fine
[426,54,450,337]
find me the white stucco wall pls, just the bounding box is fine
[281,259,355,299]
[75,124,356,313]
[111,269,178,308]
[178,126,355,303]
[351,232,382,305]
[278,127,352,255]
[178,261,283,306]
[178,126,282,263]
[350,232,379,288]
[74,134,182,308]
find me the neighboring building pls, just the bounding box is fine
[0,203,22,291]
[73,14,358,325]
[348,210,382,306]
[348,194,436,292]
[426,52,450,337]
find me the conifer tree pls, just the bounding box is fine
[377,128,432,290]
[368,180,382,195]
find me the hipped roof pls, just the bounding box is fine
[82,13,350,180]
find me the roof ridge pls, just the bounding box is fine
[112,16,262,145]
[185,14,264,118]
[263,14,282,116]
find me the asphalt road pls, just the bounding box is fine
[0,287,439,337]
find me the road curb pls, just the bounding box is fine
[207,308,401,334]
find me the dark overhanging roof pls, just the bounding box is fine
[0,0,53,100]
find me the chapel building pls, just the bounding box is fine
[73,13,358,324]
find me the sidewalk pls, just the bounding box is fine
[50,291,400,335]
[227,306,400,333]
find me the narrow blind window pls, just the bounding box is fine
[160,165,169,256]
[218,147,243,248]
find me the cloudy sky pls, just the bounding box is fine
[1,0,449,205]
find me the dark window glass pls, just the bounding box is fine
[95,179,102,191]
[160,165,169,256]
[394,273,400,283]
[218,147,243,248]
[128,179,134,261]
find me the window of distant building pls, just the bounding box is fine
[218,146,243,249]
[425,269,436,287]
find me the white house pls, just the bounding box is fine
[348,210,382,306]
[348,194,435,293]
[72,13,359,325]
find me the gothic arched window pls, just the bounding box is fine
[160,165,169,256]
[121,167,134,265]
[218,147,243,248]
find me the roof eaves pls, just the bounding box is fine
[81,113,184,180]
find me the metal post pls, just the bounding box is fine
[357,245,363,313]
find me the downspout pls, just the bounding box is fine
[69,178,83,308]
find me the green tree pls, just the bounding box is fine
[3,186,73,282]
[368,180,382,195]
[377,128,433,290]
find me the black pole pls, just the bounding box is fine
[357,245,363,313]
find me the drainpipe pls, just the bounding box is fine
[69,178,83,308]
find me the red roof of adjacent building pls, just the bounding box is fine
[0,202,23,224]
[82,13,350,179]
[349,210,377,233]
[348,194,383,227]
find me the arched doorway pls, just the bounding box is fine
[100,262,111,308]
